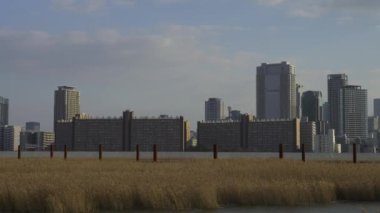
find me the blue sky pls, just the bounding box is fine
[1,0,380,131]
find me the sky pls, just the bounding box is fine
[1,0,380,131]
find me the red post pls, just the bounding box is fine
[279,144,283,159]
[153,144,157,162]
[136,144,140,161]
[50,144,54,159]
[99,144,102,161]
[64,144,67,160]
[17,145,21,159]
[353,143,357,164]
[213,144,218,159]
[301,144,305,162]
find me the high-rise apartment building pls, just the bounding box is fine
[54,86,80,123]
[0,126,21,151]
[327,74,348,136]
[205,98,224,121]
[256,61,297,119]
[374,99,380,117]
[301,91,322,122]
[340,85,368,140]
[0,96,9,126]
[296,84,302,118]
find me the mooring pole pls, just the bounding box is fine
[64,144,67,160]
[153,144,157,162]
[301,144,305,162]
[17,145,21,159]
[279,144,283,159]
[213,144,218,160]
[353,143,357,164]
[99,144,102,161]
[136,144,140,161]
[50,144,54,159]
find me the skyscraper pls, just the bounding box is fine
[54,86,80,122]
[374,99,380,117]
[301,91,322,122]
[296,84,302,118]
[340,85,368,140]
[0,96,9,126]
[205,98,224,121]
[256,61,297,119]
[327,74,348,135]
[0,126,21,151]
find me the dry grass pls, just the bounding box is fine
[0,158,379,212]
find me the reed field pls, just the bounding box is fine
[0,158,380,212]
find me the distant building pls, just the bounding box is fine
[197,117,302,152]
[256,61,297,119]
[25,122,40,132]
[55,110,189,151]
[0,96,9,126]
[314,129,336,153]
[296,84,302,118]
[54,86,80,123]
[300,120,316,152]
[321,102,329,122]
[0,126,21,151]
[301,91,322,122]
[205,98,224,121]
[21,131,55,151]
[368,116,379,132]
[328,74,348,136]
[374,99,380,117]
[227,106,242,121]
[340,85,368,140]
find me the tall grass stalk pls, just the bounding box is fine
[0,158,379,212]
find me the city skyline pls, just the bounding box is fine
[1,1,380,130]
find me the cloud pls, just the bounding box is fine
[0,26,260,127]
[255,0,284,6]
[255,0,380,18]
[51,0,135,13]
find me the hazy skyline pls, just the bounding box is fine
[1,0,380,131]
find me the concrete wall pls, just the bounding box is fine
[247,119,300,152]
[197,121,241,151]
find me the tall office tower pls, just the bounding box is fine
[54,86,80,122]
[205,98,225,121]
[301,91,322,122]
[340,85,368,140]
[327,74,348,135]
[26,122,40,132]
[0,96,9,126]
[321,102,329,122]
[296,84,302,118]
[256,61,297,119]
[374,99,380,117]
[1,126,21,151]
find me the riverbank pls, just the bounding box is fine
[0,158,379,212]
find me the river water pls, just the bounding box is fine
[1,151,380,161]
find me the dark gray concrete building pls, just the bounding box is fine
[328,74,348,136]
[55,110,188,151]
[0,96,9,126]
[301,91,322,122]
[205,98,225,121]
[374,99,380,117]
[198,116,302,152]
[256,62,297,120]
